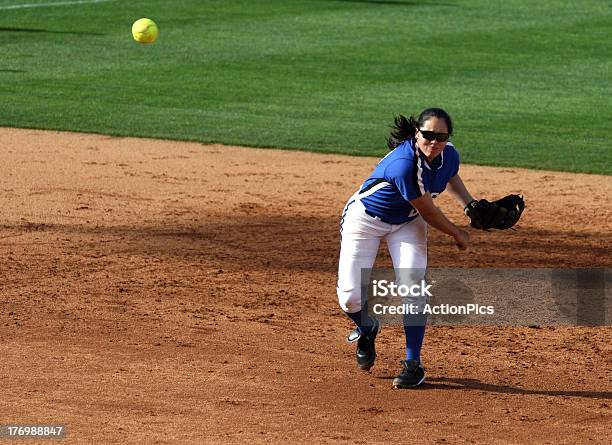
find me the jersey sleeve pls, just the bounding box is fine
[447,144,460,177]
[384,157,427,202]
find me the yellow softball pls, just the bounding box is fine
[132,18,159,44]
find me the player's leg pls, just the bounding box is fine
[337,198,389,370]
[385,217,428,388]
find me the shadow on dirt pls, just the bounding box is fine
[425,377,612,399]
[0,214,340,273]
[1,215,610,272]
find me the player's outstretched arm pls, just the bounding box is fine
[447,174,474,208]
[410,194,470,250]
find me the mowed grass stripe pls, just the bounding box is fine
[0,0,609,174]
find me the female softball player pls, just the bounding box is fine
[337,108,473,389]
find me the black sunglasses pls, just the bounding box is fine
[419,129,449,142]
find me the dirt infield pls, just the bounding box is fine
[1,128,610,444]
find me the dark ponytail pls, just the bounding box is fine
[387,108,454,150]
[387,114,417,150]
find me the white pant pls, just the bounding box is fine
[337,194,428,313]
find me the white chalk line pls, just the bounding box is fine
[0,0,115,10]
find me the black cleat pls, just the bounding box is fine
[347,318,380,371]
[392,359,425,389]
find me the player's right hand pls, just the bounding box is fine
[454,228,470,250]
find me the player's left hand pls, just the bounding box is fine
[464,194,525,230]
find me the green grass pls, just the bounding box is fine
[0,0,610,174]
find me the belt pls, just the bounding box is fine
[364,209,393,225]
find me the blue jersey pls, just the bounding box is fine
[359,138,460,224]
